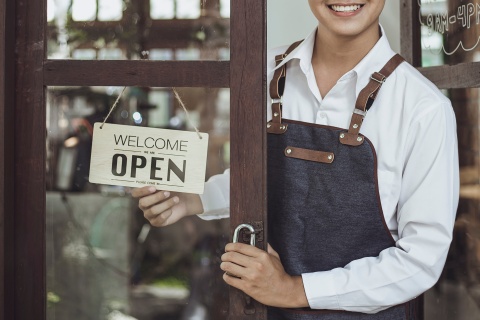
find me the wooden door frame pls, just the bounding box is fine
[2,0,268,319]
[0,0,15,318]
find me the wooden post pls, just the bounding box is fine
[0,0,15,318]
[14,0,46,319]
[229,0,268,318]
[400,0,422,67]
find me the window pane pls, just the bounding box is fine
[98,0,123,21]
[47,0,230,60]
[220,0,230,18]
[150,0,175,19]
[47,0,55,22]
[419,0,480,67]
[176,0,201,19]
[72,0,96,21]
[46,86,230,319]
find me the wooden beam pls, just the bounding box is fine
[55,18,230,50]
[400,0,422,67]
[0,0,15,318]
[44,60,230,88]
[14,0,46,318]
[229,0,267,319]
[419,63,480,89]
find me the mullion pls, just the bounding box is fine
[44,60,230,88]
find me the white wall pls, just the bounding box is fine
[267,0,400,53]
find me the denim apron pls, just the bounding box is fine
[266,42,418,320]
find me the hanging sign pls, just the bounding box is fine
[89,123,209,194]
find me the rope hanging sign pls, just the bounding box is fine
[89,88,209,194]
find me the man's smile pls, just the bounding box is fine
[328,3,365,14]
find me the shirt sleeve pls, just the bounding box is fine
[197,169,230,220]
[301,101,460,313]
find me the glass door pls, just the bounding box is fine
[8,0,268,319]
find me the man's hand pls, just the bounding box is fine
[220,243,309,308]
[132,186,203,227]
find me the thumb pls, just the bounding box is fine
[267,243,280,258]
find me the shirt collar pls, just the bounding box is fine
[273,25,396,98]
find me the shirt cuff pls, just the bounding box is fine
[302,271,341,310]
[197,179,230,220]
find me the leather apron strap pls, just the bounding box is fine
[267,40,303,134]
[341,54,405,146]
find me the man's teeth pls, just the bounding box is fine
[331,5,362,12]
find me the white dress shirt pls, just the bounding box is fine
[198,27,460,313]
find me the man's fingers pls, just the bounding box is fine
[144,196,179,220]
[225,242,265,258]
[221,251,255,268]
[131,186,157,198]
[138,191,172,209]
[223,272,246,291]
[267,244,280,258]
[149,209,174,227]
[220,261,247,278]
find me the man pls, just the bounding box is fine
[133,1,459,318]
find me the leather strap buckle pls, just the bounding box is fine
[271,97,283,105]
[275,53,288,63]
[370,72,386,84]
[353,108,367,117]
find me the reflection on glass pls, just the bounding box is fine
[419,0,480,67]
[98,0,123,21]
[424,88,480,319]
[176,0,201,19]
[150,0,175,19]
[220,0,230,18]
[47,0,55,22]
[46,86,231,319]
[72,0,96,21]
[47,0,230,60]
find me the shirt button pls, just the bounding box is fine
[319,112,327,118]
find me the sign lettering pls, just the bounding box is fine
[419,0,480,55]
[89,123,209,194]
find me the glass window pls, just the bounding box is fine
[419,0,480,67]
[72,0,96,21]
[176,0,201,19]
[46,86,231,319]
[220,0,230,18]
[98,0,123,21]
[47,0,230,61]
[150,0,175,20]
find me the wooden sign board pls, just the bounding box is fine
[89,123,209,194]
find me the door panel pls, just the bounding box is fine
[9,0,268,319]
[45,86,231,319]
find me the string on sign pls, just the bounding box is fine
[99,86,203,140]
[172,87,202,139]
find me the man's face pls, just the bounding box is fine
[308,0,385,38]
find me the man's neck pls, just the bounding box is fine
[311,23,381,98]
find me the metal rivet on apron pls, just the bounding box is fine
[286,148,292,154]
[340,133,345,139]
[267,123,271,128]
[281,125,285,130]
[353,124,359,129]
[274,112,279,117]
[328,155,333,160]
[357,137,363,142]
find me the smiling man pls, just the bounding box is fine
[132,1,459,319]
